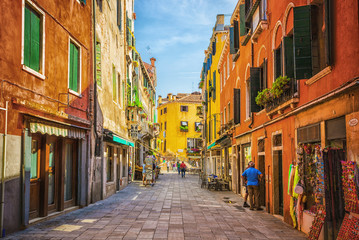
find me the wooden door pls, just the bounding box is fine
[63,140,77,209]
[29,135,41,219]
[47,139,58,213]
[258,155,266,207]
[116,148,121,191]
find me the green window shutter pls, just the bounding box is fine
[274,45,282,80]
[80,0,86,4]
[214,115,216,139]
[233,20,239,51]
[24,7,31,67]
[69,44,74,90]
[96,42,102,86]
[229,27,235,54]
[113,67,117,101]
[262,59,267,90]
[234,89,241,124]
[213,71,216,101]
[293,5,312,79]
[250,67,261,113]
[72,44,79,92]
[30,9,41,72]
[240,4,246,36]
[284,36,294,79]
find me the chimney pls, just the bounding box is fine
[167,93,173,101]
[150,57,156,67]
[216,14,224,25]
[158,95,162,104]
[173,95,177,101]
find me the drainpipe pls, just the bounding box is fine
[0,101,8,237]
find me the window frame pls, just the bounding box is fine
[180,105,188,112]
[68,37,82,96]
[21,0,46,80]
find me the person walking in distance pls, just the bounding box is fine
[180,161,187,178]
[166,161,170,173]
[177,161,181,175]
[241,161,263,211]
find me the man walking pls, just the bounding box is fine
[177,161,181,175]
[166,161,170,173]
[241,161,263,211]
[180,161,186,178]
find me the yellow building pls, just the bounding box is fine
[157,92,202,167]
[200,15,229,176]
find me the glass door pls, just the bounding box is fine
[47,140,58,213]
[64,140,76,208]
[29,135,41,219]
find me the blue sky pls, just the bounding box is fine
[134,0,237,98]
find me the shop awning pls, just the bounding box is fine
[207,142,216,150]
[113,135,134,147]
[30,122,86,139]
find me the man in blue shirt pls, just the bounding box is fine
[241,161,263,210]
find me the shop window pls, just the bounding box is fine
[180,105,188,112]
[297,123,321,144]
[107,146,114,182]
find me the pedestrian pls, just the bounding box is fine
[241,161,263,211]
[177,161,180,175]
[142,162,146,186]
[166,161,170,173]
[180,161,186,178]
[242,162,251,208]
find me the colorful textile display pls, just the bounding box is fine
[308,205,326,240]
[337,213,359,240]
[314,146,325,203]
[288,164,293,195]
[342,160,359,214]
[290,197,297,228]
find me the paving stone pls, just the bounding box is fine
[5,174,307,240]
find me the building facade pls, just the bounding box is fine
[201,0,359,237]
[0,0,93,233]
[157,93,202,167]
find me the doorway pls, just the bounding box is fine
[258,155,266,207]
[116,148,121,191]
[273,150,283,216]
[47,138,59,214]
[29,135,42,219]
[63,140,77,209]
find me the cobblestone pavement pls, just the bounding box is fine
[6,173,307,240]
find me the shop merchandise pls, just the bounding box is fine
[342,160,359,214]
[308,205,326,240]
[337,213,359,240]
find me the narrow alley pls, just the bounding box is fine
[6,174,306,240]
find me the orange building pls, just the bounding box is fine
[0,0,93,233]
[214,0,359,237]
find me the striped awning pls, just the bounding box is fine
[113,135,134,147]
[30,122,86,139]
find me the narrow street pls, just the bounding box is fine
[6,174,306,240]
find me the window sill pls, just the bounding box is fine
[69,89,82,98]
[305,66,332,85]
[22,65,45,80]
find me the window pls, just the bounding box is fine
[161,123,162,131]
[195,122,201,132]
[96,42,102,87]
[274,44,282,80]
[187,138,202,149]
[164,140,166,152]
[161,109,163,115]
[234,89,241,124]
[69,41,80,93]
[180,106,188,112]
[118,74,121,104]
[31,139,39,179]
[249,67,262,113]
[122,81,125,107]
[24,3,44,74]
[224,107,227,124]
[227,102,230,121]
[117,0,122,30]
[260,59,267,91]
[112,66,117,101]
[180,121,188,132]
[106,146,114,182]
[293,4,331,79]
[164,122,167,130]
[229,20,239,54]
[164,107,167,114]
[246,79,250,119]
[213,71,216,101]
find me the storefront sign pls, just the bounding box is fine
[349,118,358,127]
[178,149,183,153]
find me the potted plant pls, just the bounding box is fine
[180,126,188,132]
[255,88,273,107]
[271,76,291,98]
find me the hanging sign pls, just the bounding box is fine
[349,118,358,127]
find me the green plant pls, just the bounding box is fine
[180,126,188,131]
[271,76,290,98]
[208,86,214,92]
[198,80,204,88]
[255,88,272,107]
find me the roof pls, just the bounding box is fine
[158,92,202,107]
[143,62,155,80]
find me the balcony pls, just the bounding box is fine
[265,78,299,118]
[186,148,201,157]
[139,121,154,138]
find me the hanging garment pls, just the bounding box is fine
[293,167,300,198]
[290,197,297,228]
[337,213,359,240]
[288,164,293,195]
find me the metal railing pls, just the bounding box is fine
[265,78,297,112]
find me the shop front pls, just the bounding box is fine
[24,119,88,223]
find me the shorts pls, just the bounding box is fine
[245,186,248,194]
